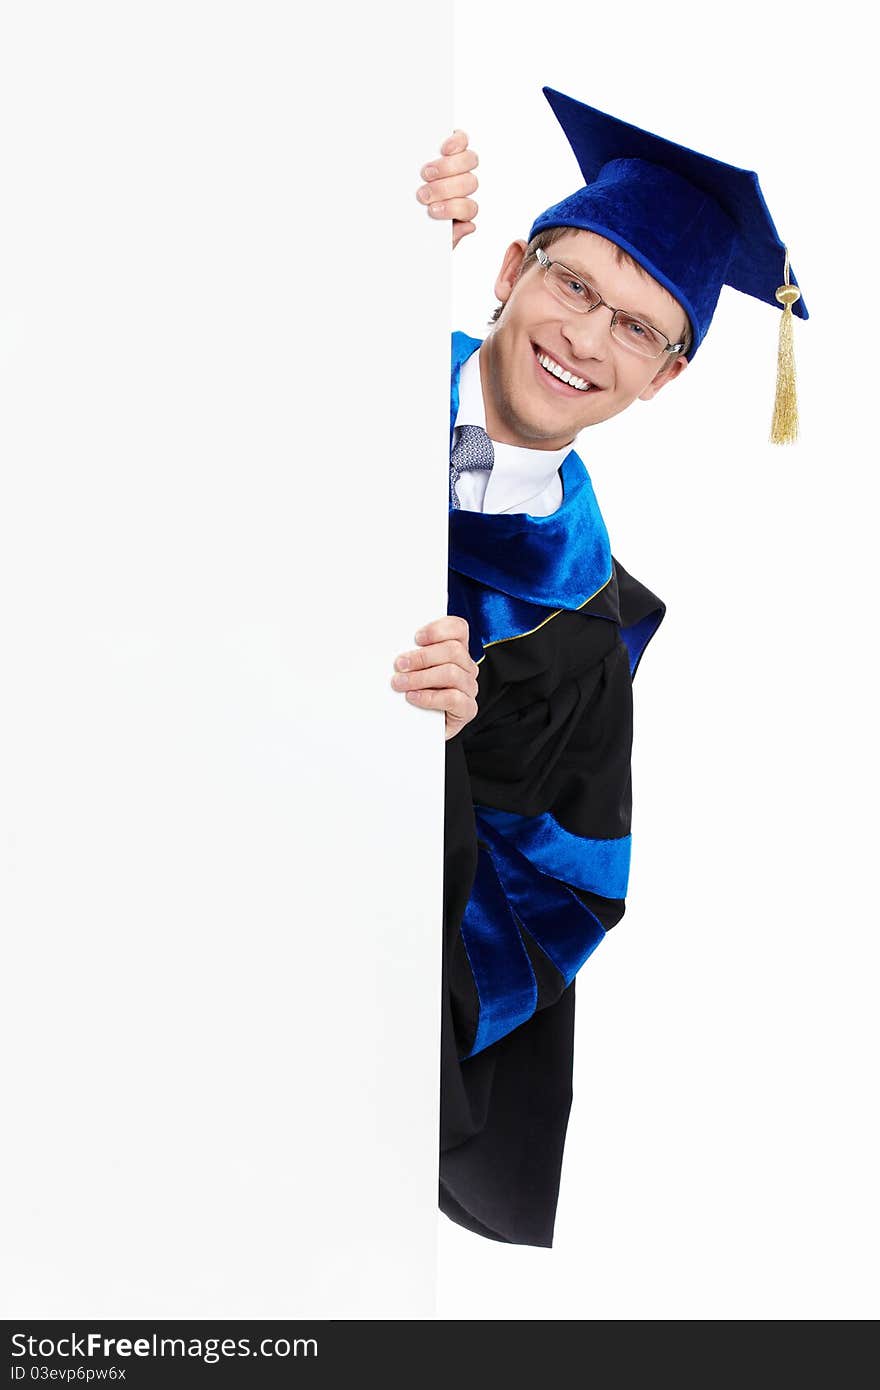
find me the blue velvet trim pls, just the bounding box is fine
[449,331,480,450]
[485,826,605,988]
[450,458,612,607]
[620,608,664,678]
[459,839,538,1059]
[460,817,608,1059]
[475,804,631,899]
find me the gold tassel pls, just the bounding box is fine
[770,247,801,445]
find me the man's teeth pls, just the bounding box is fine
[536,350,593,392]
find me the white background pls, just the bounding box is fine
[0,1,451,1319]
[437,0,879,1320]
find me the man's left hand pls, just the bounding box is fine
[391,616,479,740]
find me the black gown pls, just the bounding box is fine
[439,333,665,1247]
[439,563,664,1247]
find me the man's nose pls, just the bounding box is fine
[560,306,611,361]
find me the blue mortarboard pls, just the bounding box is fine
[529,87,808,370]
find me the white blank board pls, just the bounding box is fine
[0,1,451,1319]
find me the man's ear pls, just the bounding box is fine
[493,240,529,306]
[639,353,689,401]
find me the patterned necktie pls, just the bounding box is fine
[450,424,495,509]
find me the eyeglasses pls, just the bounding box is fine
[534,247,684,359]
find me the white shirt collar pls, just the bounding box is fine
[455,347,572,515]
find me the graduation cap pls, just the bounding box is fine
[529,87,807,442]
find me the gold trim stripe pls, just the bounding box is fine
[475,571,614,665]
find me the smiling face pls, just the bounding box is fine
[480,228,691,450]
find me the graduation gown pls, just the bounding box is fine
[439,332,666,1247]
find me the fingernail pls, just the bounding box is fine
[414,629,427,643]
[395,656,410,671]
[417,186,431,204]
[429,203,444,216]
[391,673,408,689]
[406,691,422,702]
[424,165,438,179]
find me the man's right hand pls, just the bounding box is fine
[416,131,479,248]
[391,616,480,740]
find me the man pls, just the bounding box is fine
[391,89,807,1247]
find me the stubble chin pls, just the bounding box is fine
[505,406,561,446]
[497,379,573,448]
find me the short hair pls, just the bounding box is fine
[489,224,694,363]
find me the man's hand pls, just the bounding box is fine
[416,131,479,248]
[391,616,479,740]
